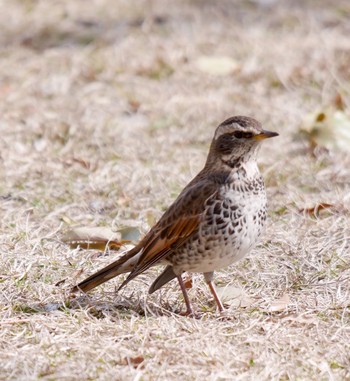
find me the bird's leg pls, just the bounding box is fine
[207,281,225,313]
[177,275,194,316]
[204,272,225,313]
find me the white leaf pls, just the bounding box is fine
[216,285,254,307]
[195,56,239,76]
[62,227,121,242]
[301,109,350,152]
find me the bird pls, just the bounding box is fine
[72,116,278,315]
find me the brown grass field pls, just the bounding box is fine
[1,0,350,379]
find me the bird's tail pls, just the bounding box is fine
[71,246,142,293]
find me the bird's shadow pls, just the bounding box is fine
[24,289,226,320]
[26,293,188,320]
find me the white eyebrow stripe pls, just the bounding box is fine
[214,123,242,139]
[214,124,260,140]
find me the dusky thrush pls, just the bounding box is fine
[72,116,278,315]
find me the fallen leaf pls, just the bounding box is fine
[300,108,350,152]
[183,275,193,289]
[122,355,145,369]
[300,203,334,217]
[216,286,253,307]
[195,56,239,76]
[61,227,126,250]
[269,293,290,312]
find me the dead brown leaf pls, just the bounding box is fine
[61,227,126,251]
[183,275,193,289]
[122,355,145,369]
[300,203,334,217]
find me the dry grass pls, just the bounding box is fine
[1,0,350,379]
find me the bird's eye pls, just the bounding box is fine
[233,131,253,139]
[233,131,244,139]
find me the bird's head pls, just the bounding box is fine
[206,116,278,168]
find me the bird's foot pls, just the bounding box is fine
[178,308,200,319]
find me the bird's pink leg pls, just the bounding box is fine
[207,280,225,312]
[204,272,225,313]
[177,275,194,316]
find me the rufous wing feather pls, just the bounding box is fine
[118,214,200,289]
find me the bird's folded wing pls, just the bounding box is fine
[139,215,199,268]
[118,215,200,289]
[118,178,220,289]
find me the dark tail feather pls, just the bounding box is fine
[148,265,177,294]
[71,246,141,293]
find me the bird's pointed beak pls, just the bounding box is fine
[253,130,279,140]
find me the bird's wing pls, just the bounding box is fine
[118,178,220,289]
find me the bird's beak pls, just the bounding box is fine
[253,130,279,140]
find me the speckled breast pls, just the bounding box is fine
[169,174,267,274]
